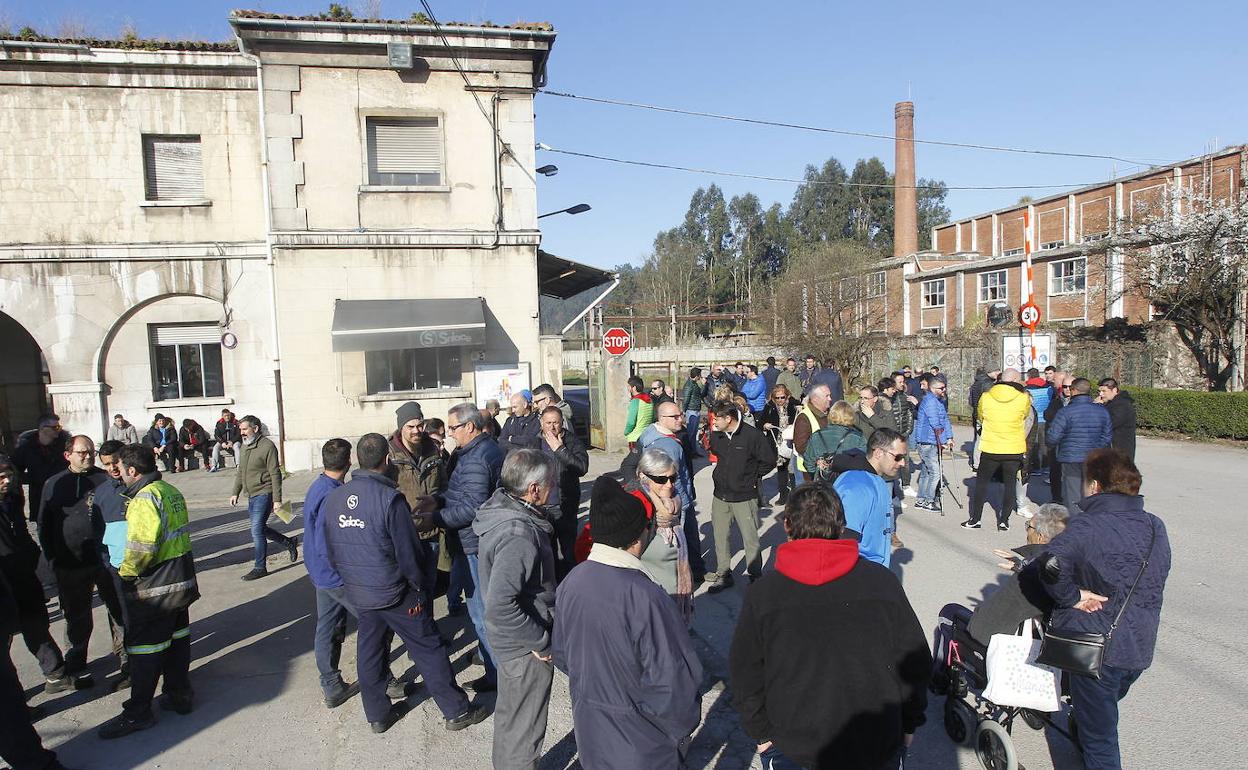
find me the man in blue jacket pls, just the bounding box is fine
[912,379,953,511]
[416,402,504,693]
[742,365,768,418]
[833,429,909,568]
[1045,378,1112,515]
[302,439,402,709]
[322,433,486,734]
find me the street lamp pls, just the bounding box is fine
[538,203,591,219]
[536,164,558,176]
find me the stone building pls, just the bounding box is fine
[0,12,608,466]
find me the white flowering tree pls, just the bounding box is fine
[1111,189,1248,390]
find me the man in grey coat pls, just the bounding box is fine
[553,476,703,770]
[473,449,559,770]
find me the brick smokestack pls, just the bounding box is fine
[894,101,918,258]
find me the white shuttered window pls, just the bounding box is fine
[143,135,205,201]
[149,324,224,401]
[366,117,443,186]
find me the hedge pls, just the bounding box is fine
[1130,388,1248,440]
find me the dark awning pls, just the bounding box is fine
[331,298,486,352]
[537,249,615,299]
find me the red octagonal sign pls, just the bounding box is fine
[603,327,633,356]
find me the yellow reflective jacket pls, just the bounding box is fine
[121,476,199,611]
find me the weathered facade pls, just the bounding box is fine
[0,14,592,468]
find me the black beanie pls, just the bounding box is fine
[589,476,650,549]
[395,401,424,430]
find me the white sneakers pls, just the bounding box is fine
[902,486,918,498]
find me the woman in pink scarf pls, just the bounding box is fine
[632,448,694,621]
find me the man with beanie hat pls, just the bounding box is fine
[553,477,703,770]
[388,401,445,592]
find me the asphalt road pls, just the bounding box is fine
[13,434,1246,769]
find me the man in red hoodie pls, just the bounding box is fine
[729,485,929,770]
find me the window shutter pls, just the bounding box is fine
[144,136,204,200]
[367,118,441,176]
[151,324,220,346]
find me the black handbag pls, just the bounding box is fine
[1036,521,1157,679]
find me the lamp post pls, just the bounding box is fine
[538,203,591,219]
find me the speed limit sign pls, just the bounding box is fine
[1018,302,1041,329]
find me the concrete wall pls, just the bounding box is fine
[273,245,541,469]
[101,290,277,443]
[0,51,264,244]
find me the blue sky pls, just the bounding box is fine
[5,1,1246,269]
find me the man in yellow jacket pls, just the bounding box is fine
[98,444,199,740]
[963,369,1032,532]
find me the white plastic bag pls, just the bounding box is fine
[982,622,1061,712]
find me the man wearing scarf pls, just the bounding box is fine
[553,477,703,770]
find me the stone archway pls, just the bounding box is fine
[0,311,50,449]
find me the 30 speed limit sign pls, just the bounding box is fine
[1018,302,1041,329]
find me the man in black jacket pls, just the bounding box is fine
[0,570,72,770]
[729,485,928,770]
[10,414,69,520]
[1098,378,1137,461]
[321,433,487,734]
[1045,372,1070,501]
[0,458,68,693]
[499,393,541,455]
[38,435,126,688]
[706,401,777,592]
[535,406,589,580]
[211,409,241,472]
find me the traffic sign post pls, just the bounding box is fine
[603,326,632,357]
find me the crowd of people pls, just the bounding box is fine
[0,355,1166,770]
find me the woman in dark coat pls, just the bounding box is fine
[759,385,799,505]
[1042,448,1170,770]
[178,418,211,471]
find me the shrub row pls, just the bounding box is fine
[1130,388,1248,440]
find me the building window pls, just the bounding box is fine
[1040,240,1065,250]
[365,347,462,394]
[142,135,204,201]
[1049,257,1087,295]
[149,324,224,401]
[978,270,1008,303]
[1002,248,1024,257]
[921,279,945,308]
[866,270,886,298]
[838,276,858,301]
[365,117,443,186]
[1082,231,1109,243]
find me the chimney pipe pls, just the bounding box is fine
[894,101,918,258]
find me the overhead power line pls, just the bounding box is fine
[538,146,1102,191]
[539,89,1174,167]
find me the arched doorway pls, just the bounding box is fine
[0,311,50,451]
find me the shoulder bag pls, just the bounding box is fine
[1036,520,1157,679]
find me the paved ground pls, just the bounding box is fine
[13,434,1247,769]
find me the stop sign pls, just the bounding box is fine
[603,327,632,356]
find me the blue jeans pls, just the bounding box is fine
[916,443,940,501]
[1069,664,1143,770]
[314,586,350,694]
[759,745,805,770]
[248,493,291,571]
[447,552,469,611]
[460,553,497,682]
[684,410,701,455]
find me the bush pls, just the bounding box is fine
[1130,388,1248,440]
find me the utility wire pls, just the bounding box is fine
[539,89,1176,167]
[539,146,1102,191]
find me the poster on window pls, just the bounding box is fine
[473,363,531,410]
[1002,333,1054,372]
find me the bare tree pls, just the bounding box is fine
[1102,187,1248,390]
[770,240,883,389]
[56,13,90,39]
